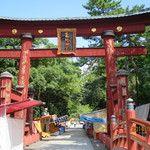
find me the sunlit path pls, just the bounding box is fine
[25,125,95,150]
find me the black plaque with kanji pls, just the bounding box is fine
[57,28,76,54]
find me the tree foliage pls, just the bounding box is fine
[30,58,82,117]
[83,0,122,16]
[80,0,150,108]
[0,38,86,118]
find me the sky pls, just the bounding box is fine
[0,0,150,18]
[0,0,150,47]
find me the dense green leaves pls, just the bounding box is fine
[30,55,84,117]
[77,58,106,110]
[83,0,122,16]
[0,38,84,118]
[81,0,150,107]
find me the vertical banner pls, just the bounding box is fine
[57,28,76,54]
[7,117,24,150]
[0,107,11,150]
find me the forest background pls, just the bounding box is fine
[0,0,150,119]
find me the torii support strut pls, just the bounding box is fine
[15,33,34,118]
[102,30,117,135]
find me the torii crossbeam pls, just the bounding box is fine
[0,47,146,58]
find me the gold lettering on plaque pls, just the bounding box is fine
[57,28,76,54]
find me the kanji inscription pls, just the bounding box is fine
[57,28,76,54]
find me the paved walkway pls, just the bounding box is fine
[25,125,108,150]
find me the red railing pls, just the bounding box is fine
[94,99,150,150]
[99,132,111,149]
[129,118,150,150]
[111,120,127,149]
[109,99,150,150]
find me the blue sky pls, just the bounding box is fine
[0,0,150,18]
[0,0,150,47]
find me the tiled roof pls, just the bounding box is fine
[0,8,150,22]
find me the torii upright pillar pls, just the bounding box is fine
[102,30,117,135]
[15,33,34,118]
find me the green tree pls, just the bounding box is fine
[78,0,123,110]
[83,0,122,16]
[30,57,83,117]
[117,26,150,105]
[77,58,106,110]
[0,38,84,118]
[80,0,149,110]
[69,104,92,120]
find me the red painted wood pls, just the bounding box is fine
[24,132,41,147]
[115,46,146,56]
[0,100,43,114]
[0,47,146,58]
[0,24,145,38]
[0,75,12,104]
[110,109,150,149]
[116,74,129,122]
[99,133,111,149]
[126,109,136,150]
[129,118,150,149]
[30,48,105,58]
[102,33,117,135]
[11,89,22,102]
[94,132,99,139]
[18,35,33,99]
[0,12,149,38]
[0,49,21,59]
[111,121,117,149]
[15,34,34,119]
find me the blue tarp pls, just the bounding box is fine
[80,115,106,123]
[58,126,65,134]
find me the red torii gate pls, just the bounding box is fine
[0,9,150,149]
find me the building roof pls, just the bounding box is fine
[0,8,150,38]
[135,103,150,121]
[0,8,150,22]
[82,109,106,118]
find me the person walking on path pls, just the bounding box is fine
[73,121,77,128]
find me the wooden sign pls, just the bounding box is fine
[57,28,76,54]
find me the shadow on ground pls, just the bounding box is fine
[88,134,109,150]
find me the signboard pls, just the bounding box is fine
[57,28,76,54]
